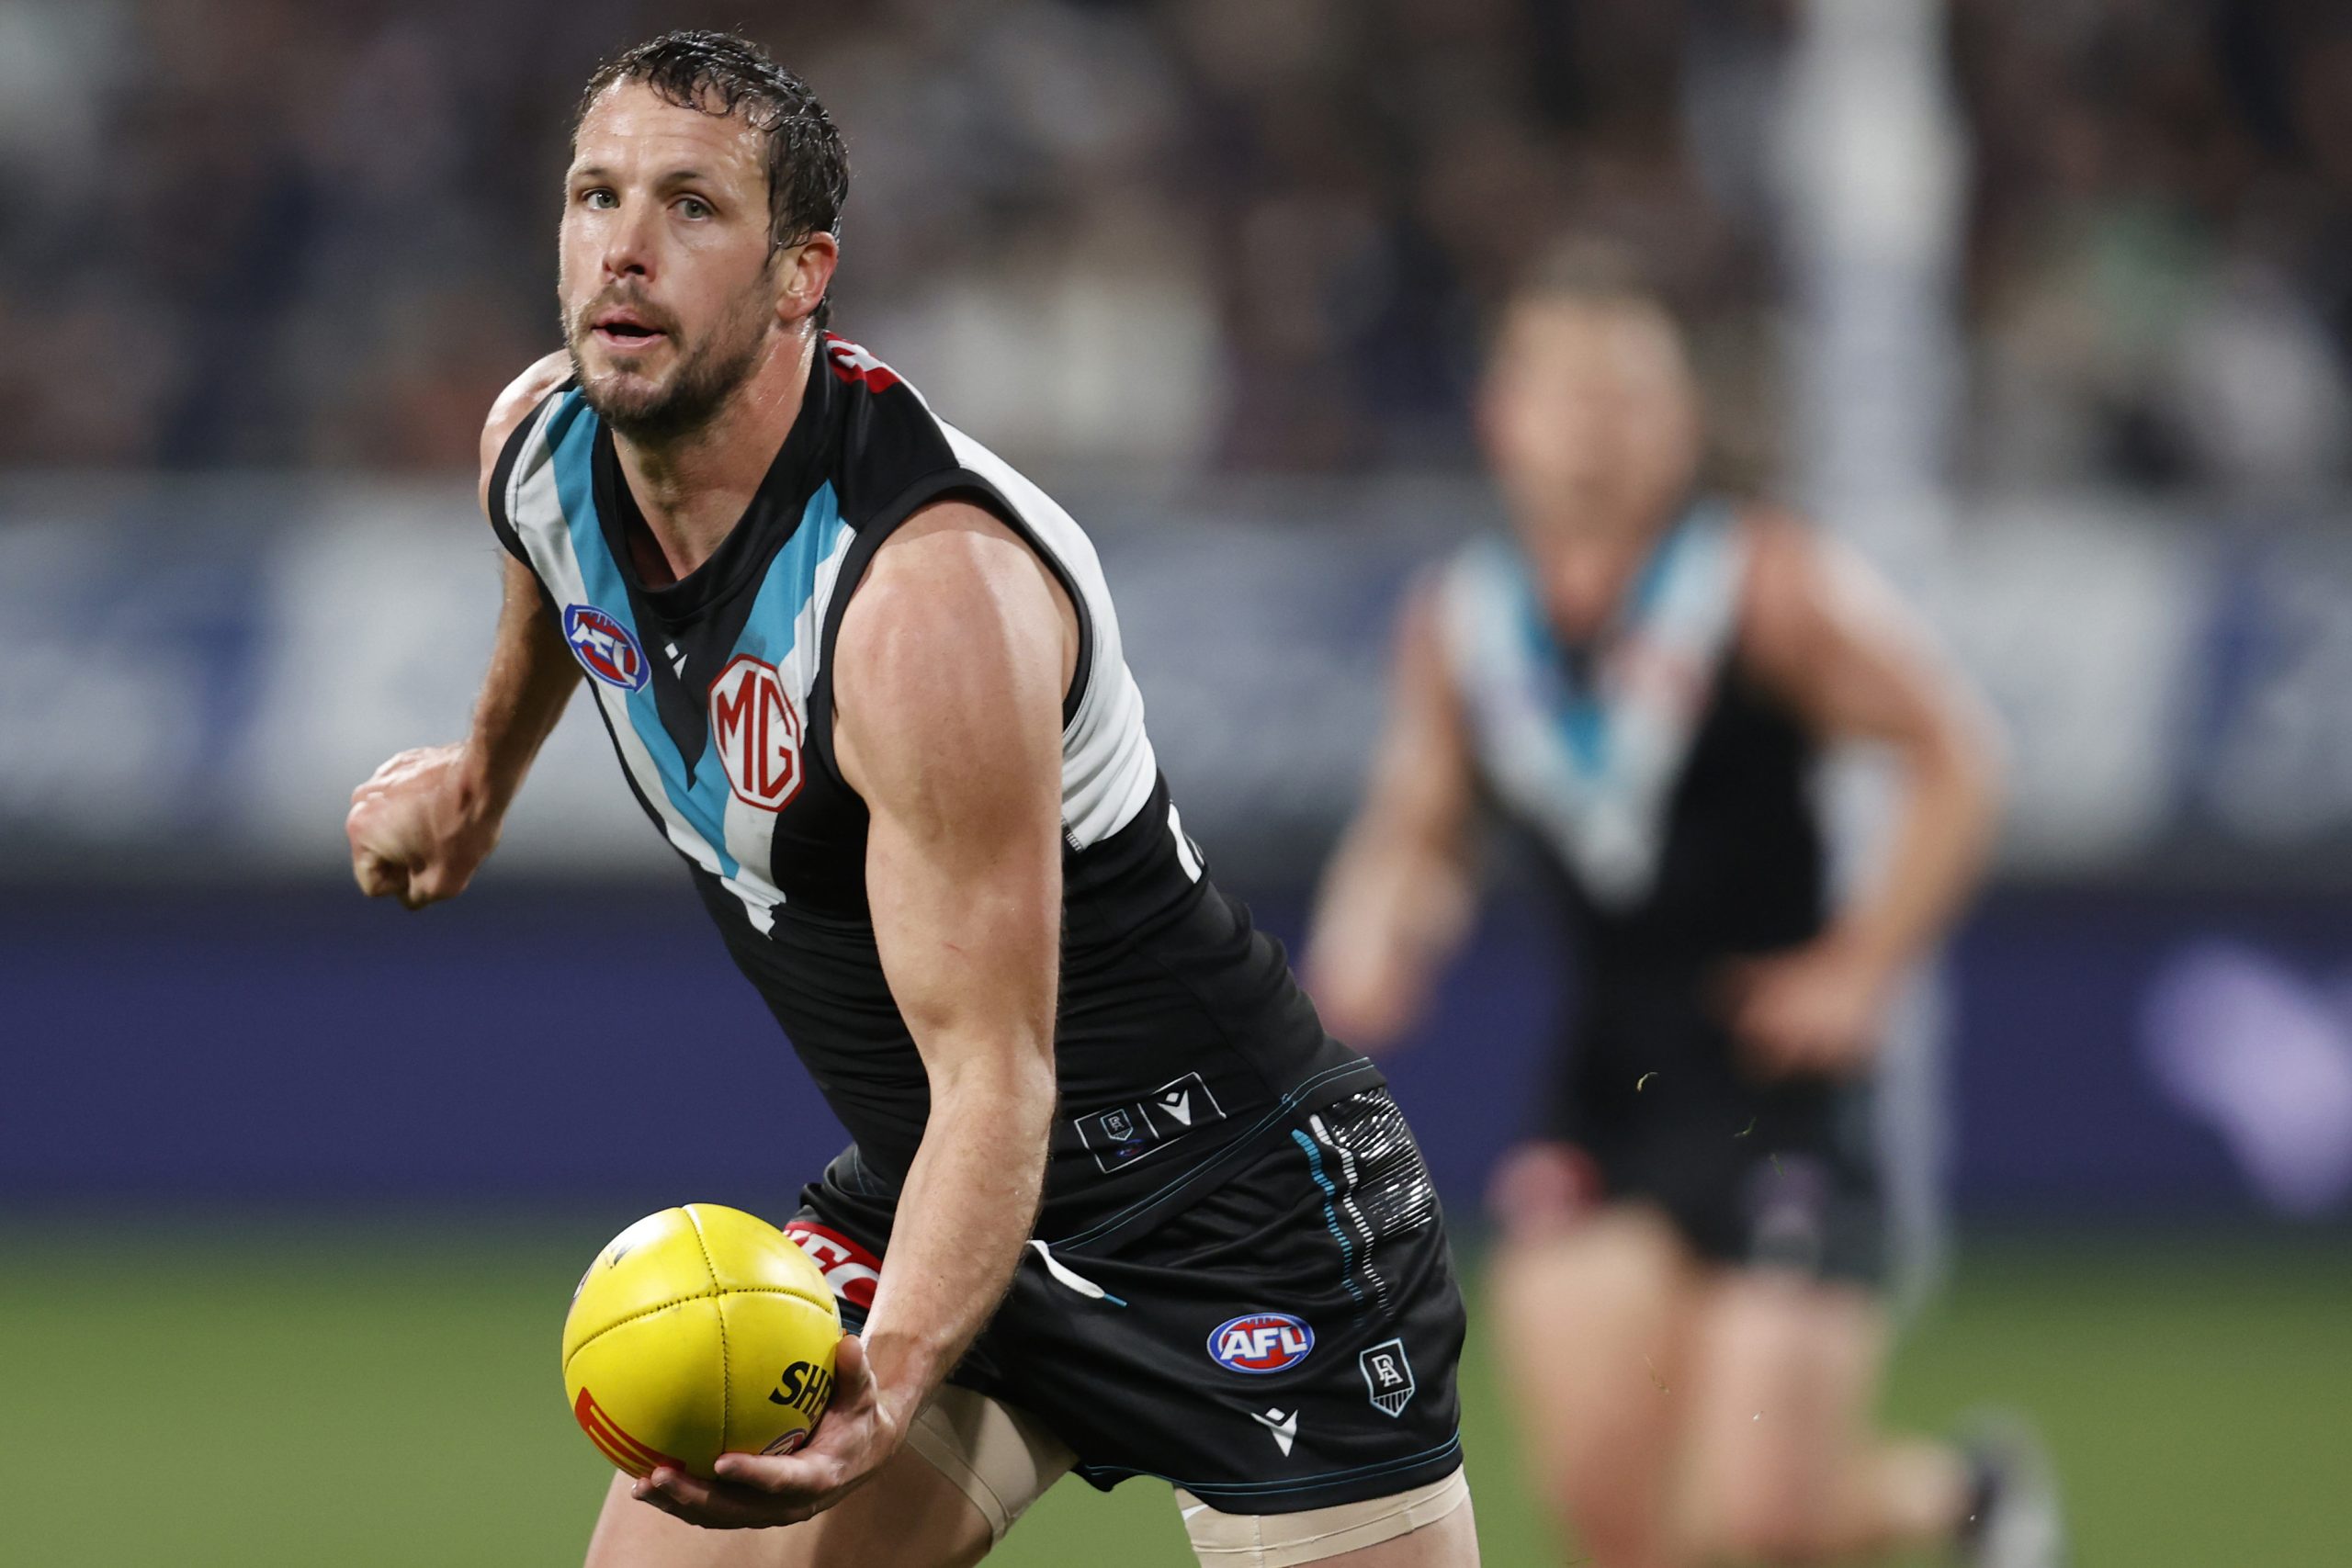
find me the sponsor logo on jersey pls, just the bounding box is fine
[1072,1072,1226,1175]
[782,1220,881,1312]
[709,654,804,811]
[824,335,902,392]
[1207,1312,1315,1374]
[563,604,650,691]
[1359,1337,1416,1417]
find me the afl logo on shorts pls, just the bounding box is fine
[1207,1313,1315,1374]
[710,655,804,811]
[563,604,650,692]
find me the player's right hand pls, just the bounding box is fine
[346,744,502,909]
[635,1334,902,1529]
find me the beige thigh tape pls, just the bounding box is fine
[902,1384,1077,1543]
[1176,1466,1470,1566]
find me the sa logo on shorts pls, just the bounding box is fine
[1207,1312,1315,1374]
[709,655,804,811]
[563,604,650,692]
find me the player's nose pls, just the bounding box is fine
[601,198,659,281]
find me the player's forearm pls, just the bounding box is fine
[457,567,581,823]
[1831,725,2002,976]
[1309,825,1472,1040]
[856,1052,1054,1427]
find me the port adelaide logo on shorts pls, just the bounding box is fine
[1359,1337,1416,1417]
[1207,1312,1315,1374]
[563,604,650,692]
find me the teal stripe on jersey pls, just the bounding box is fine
[735,480,846,670]
[548,398,850,882]
[548,396,740,880]
[663,483,844,874]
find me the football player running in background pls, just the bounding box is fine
[1308,244,2061,1567]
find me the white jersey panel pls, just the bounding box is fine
[940,423,1161,852]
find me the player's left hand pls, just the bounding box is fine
[631,1334,903,1530]
[1723,936,1894,1078]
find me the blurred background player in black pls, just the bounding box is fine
[1308,245,2049,1567]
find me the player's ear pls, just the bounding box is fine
[775,233,839,327]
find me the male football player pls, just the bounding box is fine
[348,29,1476,1568]
[1309,247,2058,1567]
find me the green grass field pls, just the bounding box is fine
[3,1221,2346,1565]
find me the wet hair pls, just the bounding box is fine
[575,29,849,325]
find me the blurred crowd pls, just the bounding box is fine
[2,0,2347,494]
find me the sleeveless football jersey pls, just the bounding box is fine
[1436,501,1826,969]
[1439,507,1888,1285]
[487,333,1373,1245]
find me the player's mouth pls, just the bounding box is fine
[591,310,670,352]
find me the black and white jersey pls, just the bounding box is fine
[1438,506,1889,1285]
[487,333,1373,1245]
[1436,501,1826,967]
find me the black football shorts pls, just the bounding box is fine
[788,1086,1468,1513]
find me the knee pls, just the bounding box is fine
[1697,1477,1837,1566]
[1554,1466,1666,1565]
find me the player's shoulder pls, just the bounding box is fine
[1414,533,1521,668]
[1732,500,1914,681]
[849,501,1056,662]
[813,332,984,517]
[478,352,575,509]
[1733,500,1826,632]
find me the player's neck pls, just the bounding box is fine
[612,330,817,581]
[1522,501,1677,641]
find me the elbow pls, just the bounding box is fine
[932,1044,1057,1156]
[1916,679,2009,841]
[1948,694,2010,845]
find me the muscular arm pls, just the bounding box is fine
[631,502,1072,1531]
[830,500,1067,1430]
[1306,579,1480,1050]
[1731,518,2006,1069]
[347,354,578,907]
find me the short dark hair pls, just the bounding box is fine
[1508,235,1672,320]
[575,29,849,326]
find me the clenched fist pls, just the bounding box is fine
[346,744,503,909]
[1722,936,1894,1079]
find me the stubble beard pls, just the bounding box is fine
[566,285,775,446]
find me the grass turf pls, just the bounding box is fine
[1,1222,2346,1565]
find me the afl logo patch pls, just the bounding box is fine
[1207,1313,1315,1375]
[710,654,804,812]
[563,605,650,692]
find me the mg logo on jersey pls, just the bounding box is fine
[709,654,804,811]
[562,604,650,692]
[1207,1313,1315,1374]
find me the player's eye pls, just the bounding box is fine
[580,188,617,210]
[675,196,713,220]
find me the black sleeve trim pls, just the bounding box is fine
[482,385,565,564]
[808,468,1096,789]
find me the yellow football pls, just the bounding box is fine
[561,1203,842,1479]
